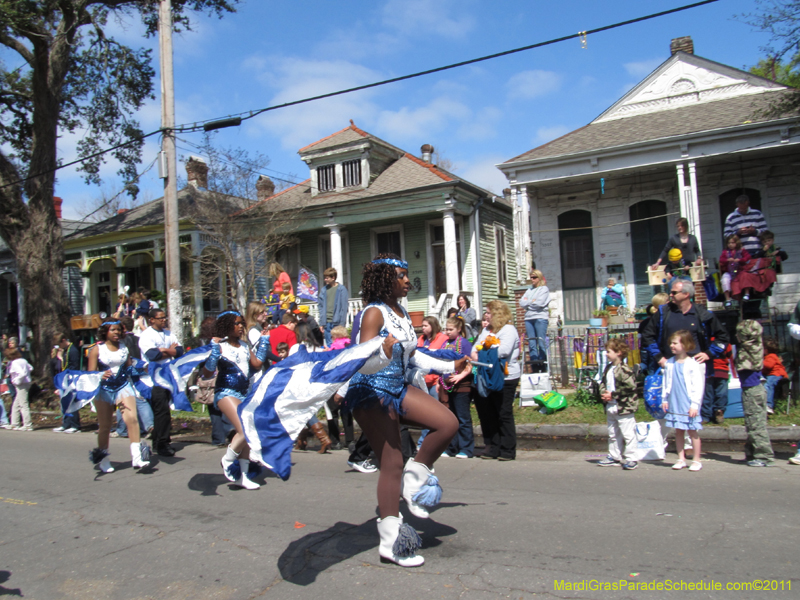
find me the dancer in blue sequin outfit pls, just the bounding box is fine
[343,254,468,567]
[204,311,271,490]
[87,318,150,473]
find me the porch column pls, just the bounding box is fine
[115,246,126,297]
[326,224,344,284]
[153,239,165,293]
[191,233,203,325]
[16,280,27,346]
[688,161,703,255]
[442,207,460,297]
[81,252,90,314]
[513,185,531,282]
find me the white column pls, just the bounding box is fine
[16,281,27,346]
[326,224,344,284]
[191,233,203,326]
[116,247,126,297]
[676,163,687,218]
[688,161,703,254]
[442,208,460,297]
[81,252,90,314]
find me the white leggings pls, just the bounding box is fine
[721,272,733,292]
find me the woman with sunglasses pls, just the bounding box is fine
[203,311,271,490]
[519,269,550,365]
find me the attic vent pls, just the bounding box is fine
[343,159,362,187]
[318,164,335,192]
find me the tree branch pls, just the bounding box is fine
[0,32,34,65]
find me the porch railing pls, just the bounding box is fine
[301,298,363,329]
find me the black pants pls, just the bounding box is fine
[209,404,234,446]
[326,398,354,445]
[474,378,519,459]
[150,386,173,450]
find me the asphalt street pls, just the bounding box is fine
[1,430,798,600]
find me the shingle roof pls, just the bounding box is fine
[64,187,209,240]
[246,153,459,214]
[503,89,796,164]
[298,123,370,153]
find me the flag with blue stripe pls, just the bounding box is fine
[239,337,387,481]
[55,346,213,414]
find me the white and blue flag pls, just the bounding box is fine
[55,345,213,414]
[238,337,387,481]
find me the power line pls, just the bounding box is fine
[0,0,718,190]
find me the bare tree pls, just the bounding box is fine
[185,140,304,312]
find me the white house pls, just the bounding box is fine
[499,37,800,323]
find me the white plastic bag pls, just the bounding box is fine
[634,421,665,461]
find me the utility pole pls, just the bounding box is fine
[159,0,182,342]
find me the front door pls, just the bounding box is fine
[629,200,669,307]
[559,210,595,323]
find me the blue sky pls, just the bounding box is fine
[48,0,774,219]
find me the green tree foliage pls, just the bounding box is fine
[0,0,239,377]
[746,0,800,115]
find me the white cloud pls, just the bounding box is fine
[376,96,471,142]
[381,0,476,39]
[247,56,382,151]
[457,106,501,141]
[624,58,662,78]
[506,70,562,100]
[459,155,508,195]
[534,125,570,146]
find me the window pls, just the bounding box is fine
[371,225,405,259]
[494,226,508,295]
[430,223,463,298]
[343,159,361,187]
[317,164,335,192]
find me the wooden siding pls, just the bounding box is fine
[478,203,517,320]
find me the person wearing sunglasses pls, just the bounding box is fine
[139,308,184,457]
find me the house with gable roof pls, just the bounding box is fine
[242,121,515,323]
[499,36,800,323]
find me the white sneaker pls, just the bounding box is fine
[766,406,774,415]
[52,426,65,433]
[15,425,33,431]
[455,452,470,459]
[788,453,800,466]
[348,459,378,474]
[689,461,703,472]
[63,427,79,434]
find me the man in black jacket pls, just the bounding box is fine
[641,279,729,417]
[53,333,82,433]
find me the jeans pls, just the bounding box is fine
[116,395,155,436]
[446,390,475,457]
[701,377,729,422]
[209,404,234,445]
[525,319,548,363]
[0,394,8,425]
[764,375,784,409]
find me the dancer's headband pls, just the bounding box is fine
[372,258,408,269]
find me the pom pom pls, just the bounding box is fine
[392,523,422,557]
[140,442,151,461]
[412,475,442,508]
[89,447,109,464]
[247,460,263,478]
[223,459,242,481]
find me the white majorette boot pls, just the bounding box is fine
[377,515,424,567]
[131,442,151,469]
[401,459,442,519]
[233,458,260,490]
[221,445,240,481]
[90,447,114,473]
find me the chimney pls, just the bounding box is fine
[502,188,512,202]
[186,156,209,189]
[421,144,434,163]
[53,196,63,220]
[670,36,694,56]
[256,175,275,201]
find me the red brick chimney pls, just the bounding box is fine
[670,36,694,56]
[186,156,209,189]
[53,196,63,219]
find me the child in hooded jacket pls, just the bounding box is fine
[735,320,774,467]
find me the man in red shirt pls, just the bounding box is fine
[270,312,298,355]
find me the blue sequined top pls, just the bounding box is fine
[214,342,252,395]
